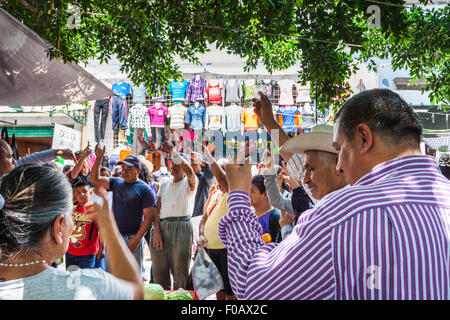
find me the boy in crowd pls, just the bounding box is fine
[66,181,99,269]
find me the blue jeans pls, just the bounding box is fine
[94,256,106,270]
[111,96,128,131]
[65,253,96,269]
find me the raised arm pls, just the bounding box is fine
[70,143,92,180]
[253,93,292,162]
[161,141,196,191]
[201,144,228,192]
[16,148,76,167]
[89,143,110,190]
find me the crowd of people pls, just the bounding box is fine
[0,88,449,300]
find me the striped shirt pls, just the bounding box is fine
[218,155,450,299]
[168,104,188,129]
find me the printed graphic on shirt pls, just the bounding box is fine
[70,221,86,248]
[70,211,93,248]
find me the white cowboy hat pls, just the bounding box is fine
[279,124,337,155]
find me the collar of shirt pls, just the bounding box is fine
[354,155,441,187]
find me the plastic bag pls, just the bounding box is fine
[191,247,224,300]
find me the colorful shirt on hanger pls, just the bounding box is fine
[148,104,168,127]
[185,103,206,131]
[225,79,243,104]
[112,82,131,99]
[258,80,277,101]
[168,79,189,102]
[296,85,311,103]
[242,107,259,131]
[131,84,147,104]
[185,77,207,105]
[205,105,226,131]
[278,105,300,133]
[277,79,296,105]
[126,104,152,137]
[206,80,223,106]
[225,104,243,132]
[168,104,188,129]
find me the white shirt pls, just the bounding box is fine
[205,105,226,131]
[158,176,198,219]
[277,79,295,105]
[91,191,113,210]
[224,104,243,132]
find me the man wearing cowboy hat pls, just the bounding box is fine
[280,124,348,200]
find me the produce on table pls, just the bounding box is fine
[164,291,195,300]
[143,283,165,300]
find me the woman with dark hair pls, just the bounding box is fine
[0,164,143,300]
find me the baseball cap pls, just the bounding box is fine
[117,155,141,169]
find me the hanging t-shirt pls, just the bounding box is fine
[131,84,147,104]
[148,104,168,127]
[205,105,225,131]
[225,79,243,104]
[278,105,300,133]
[277,79,296,105]
[67,205,99,256]
[225,104,243,132]
[206,80,223,105]
[168,104,188,129]
[242,107,259,131]
[296,86,311,103]
[112,82,131,99]
[168,79,189,102]
[258,79,277,101]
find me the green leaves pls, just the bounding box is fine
[1,0,448,110]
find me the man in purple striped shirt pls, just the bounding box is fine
[218,89,450,300]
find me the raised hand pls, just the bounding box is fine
[253,92,275,127]
[56,148,77,162]
[94,143,106,159]
[224,149,252,193]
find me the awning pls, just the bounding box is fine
[0,8,113,107]
[423,136,450,150]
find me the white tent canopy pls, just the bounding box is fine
[0,8,113,107]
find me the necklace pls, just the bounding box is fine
[0,260,47,267]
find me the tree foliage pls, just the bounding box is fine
[1,0,448,111]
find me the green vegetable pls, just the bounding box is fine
[164,292,194,300]
[143,283,165,300]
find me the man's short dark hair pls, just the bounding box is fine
[73,180,90,190]
[100,167,111,174]
[251,175,266,194]
[335,89,423,146]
